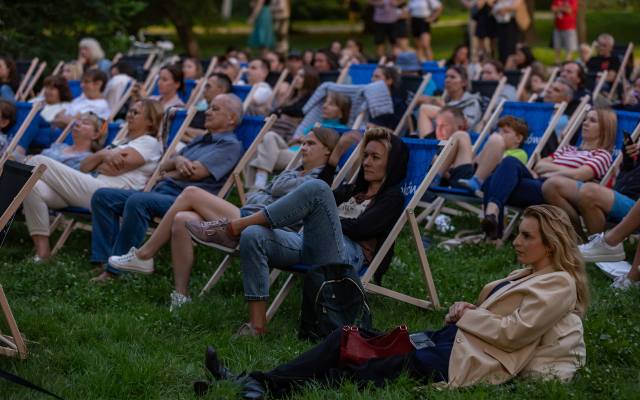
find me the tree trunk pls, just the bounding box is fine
[577,0,588,44]
[524,0,536,43]
[161,1,200,57]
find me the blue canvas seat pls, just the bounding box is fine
[348,64,378,85]
[259,138,455,321]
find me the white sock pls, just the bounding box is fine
[254,170,269,188]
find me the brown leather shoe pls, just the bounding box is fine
[185,218,239,251]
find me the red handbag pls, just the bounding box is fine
[339,325,414,366]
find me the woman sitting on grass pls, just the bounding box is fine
[23,99,163,261]
[197,205,588,398]
[107,128,345,311]
[184,127,408,336]
[481,108,616,240]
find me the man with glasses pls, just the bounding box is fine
[89,93,244,282]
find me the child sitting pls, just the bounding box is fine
[433,107,528,194]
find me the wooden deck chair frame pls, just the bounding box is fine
[474,77,507,132]
[15,58,38,101]
[419,100,571,232]
[199,112,365,296]
[19,60,47,101]
[184,57,218,108]
[49,108,198,256]
[416,99,507,227]
[266,69,289,107]
[608,43,635,101]
[514,66,532,101]
[0,161,46,359]
[217,114,278,205]
[393,74,432,137]
[0,102,44,166]
[263,140,457,321]
[592,72,608,101]
[601,115,640,185]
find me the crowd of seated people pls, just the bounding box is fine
[108,127,343,310]
[3,29,640,398]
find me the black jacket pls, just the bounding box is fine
[319,134,409,284]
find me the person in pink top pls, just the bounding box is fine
[552,0,578,64]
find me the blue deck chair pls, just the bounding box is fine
[49,108,199,256]
[68,80,82,99]
[422,61,440,70]
[217,115,277,204]
[259,139,456,321]
[180,79,198,103]
[421,65,446,92]
[348,64,378,85]
[231,85,252,102]
[424,101,567,236]
[429,101,565,200]
[3,102,43,162]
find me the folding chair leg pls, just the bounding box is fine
[425,197,445,230]
[199,254,234,296]
[0,285,27,359]
[407,210,440,308]
[269,269,281,286]
[266,273,296,322]
[502,210,521,241]
[50,218,76,257]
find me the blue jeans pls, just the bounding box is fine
[240,180,365,300]
[90,182,182,274]
[483,156,545,235]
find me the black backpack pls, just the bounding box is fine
[298,263,373,342]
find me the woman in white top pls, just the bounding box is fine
[132,64,185,111]
[23,99,164,261]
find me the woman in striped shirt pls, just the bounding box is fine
[481,108,617,239]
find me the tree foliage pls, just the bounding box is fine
[0,0,146,62]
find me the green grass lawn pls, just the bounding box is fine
[1,211,639,399]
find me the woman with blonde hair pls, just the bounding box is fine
[196,205,588,398]
[23,99,164,261]
[541,108,618,237]
[78,37,112,74]
[481,107,616,239]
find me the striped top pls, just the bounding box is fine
[550,145,612,180]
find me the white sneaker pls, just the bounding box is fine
[611,275,640,290]
[578,233,625,263]
[169,291,191,312]
[108,247,154,274]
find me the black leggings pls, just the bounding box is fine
[250,328,450,398]
[496,20,519,64]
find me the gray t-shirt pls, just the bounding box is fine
[162,132,243,194]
